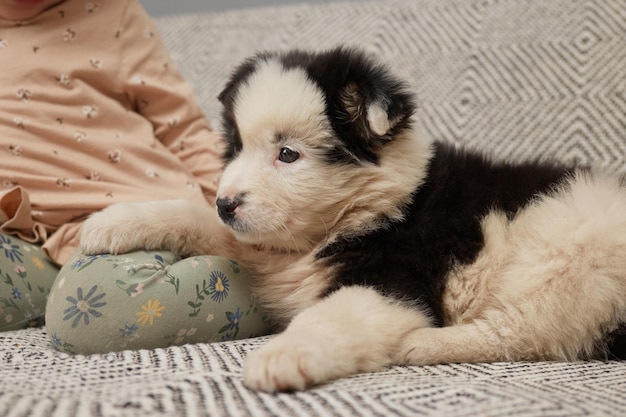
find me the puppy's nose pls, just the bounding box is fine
[216,196,242,223]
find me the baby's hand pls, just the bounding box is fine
[80,200,214,257]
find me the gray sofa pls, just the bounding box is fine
[2,0,625,416]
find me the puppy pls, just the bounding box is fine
[81,47,626,393]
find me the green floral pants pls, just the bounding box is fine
[0,232,271,354]
[0,232,57,330]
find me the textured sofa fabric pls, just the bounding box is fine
[1,0,625,416]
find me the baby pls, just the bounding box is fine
[0,0,269,351]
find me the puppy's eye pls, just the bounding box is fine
[278,147,300,163]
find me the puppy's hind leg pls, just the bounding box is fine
[243,285,433,392]
[399,173,626,366]
[397,322,506,366]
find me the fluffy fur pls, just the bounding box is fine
[81,47,626,393]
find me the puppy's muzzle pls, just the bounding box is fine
[216,195,243,224]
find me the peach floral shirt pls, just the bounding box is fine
[0,0,223,265]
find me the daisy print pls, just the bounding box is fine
[31,257,46,270]
[89,58,103,69]
[85,2,99,13]
[56,178,71,189]
[63,285,107,328]
[209,270,230,303]
[108,149,122,163]
[167,116,180,128]
[74,131,87,142]
[145,168,159,178]
[16,89,33,101]
[131,75,146,86]
[62,28,76,42]
[13,117,29,129]
[56,73,72,87]
[1,234,23,263]
[82,105,98,118]
[2,177,18,188]
[9,145,23,157]
[136,299,165,326]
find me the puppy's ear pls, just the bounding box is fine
[338,72,415,142]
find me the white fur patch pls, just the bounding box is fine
[233,60,327,141]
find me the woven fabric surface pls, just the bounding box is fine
[157,0,626,175]
[2,0,625,416]
[3,328,626,417]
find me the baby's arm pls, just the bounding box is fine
[116,2,223,202]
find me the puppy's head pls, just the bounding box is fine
[216,47,417,250]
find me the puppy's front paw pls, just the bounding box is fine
[243,336,322,392]
[243,330,364,393]
[81,200,214,257]
[80,203,151,255]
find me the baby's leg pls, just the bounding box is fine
[0,232,58,331]
[45,249,271,354]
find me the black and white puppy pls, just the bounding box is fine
[81,47,626,392]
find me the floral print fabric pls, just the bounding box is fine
[45,249,271,354]
[0,233,58,330]
[0,231,271,352]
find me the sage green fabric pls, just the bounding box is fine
[45,249,271,354]
[0,230,271,354]
[0,232,58,330]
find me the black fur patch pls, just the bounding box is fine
[318,142,573,324]
[293,47,416,165]
[218,53,269,163]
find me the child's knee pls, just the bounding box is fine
[0,233,58,331]
[45,250,271,354]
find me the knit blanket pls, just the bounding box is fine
[2,0,625,416]
[3,328,626,416]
